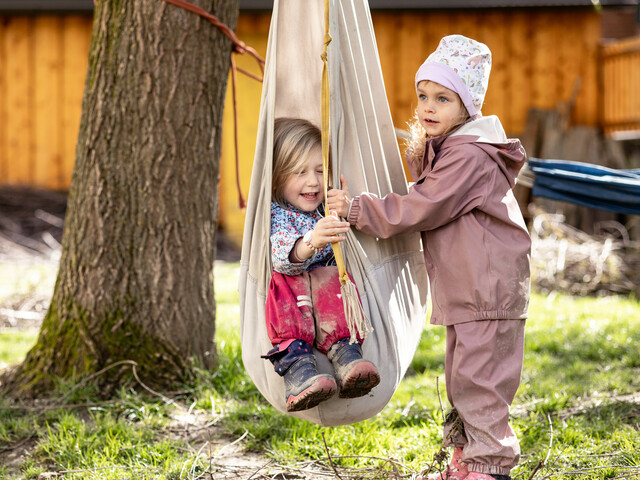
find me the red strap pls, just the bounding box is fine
[230,56,246,209]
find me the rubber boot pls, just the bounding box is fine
[327,339,380,398]
[465,474,511,480]
[418,447,468,480]
[283,356,337,412]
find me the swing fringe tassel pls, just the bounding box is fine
[341,276,374,343]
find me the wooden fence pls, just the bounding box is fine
[602,35,640,137]
[0,8,607,245]
[0,15,92,190]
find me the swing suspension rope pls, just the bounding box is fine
[162,0,266,209]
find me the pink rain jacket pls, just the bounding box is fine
[348,116,531,326]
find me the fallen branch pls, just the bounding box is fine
[537,464,640,479]
[322,431,344,480]
[527,414,554,480]
[0,308,45,321]
[530,210,640,296]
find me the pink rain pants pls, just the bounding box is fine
[443,319,526,477]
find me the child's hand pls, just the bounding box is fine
[327,174,352,218]
[311,213,350,249]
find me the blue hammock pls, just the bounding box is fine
[528,158,640,215]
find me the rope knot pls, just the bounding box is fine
[233,40,247,55]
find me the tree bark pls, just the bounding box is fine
[2,0,239,395]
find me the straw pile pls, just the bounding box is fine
[530,208,640,296]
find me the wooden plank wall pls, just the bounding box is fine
[0,15,92,189]
[602,36,640,137]
[372,9,600,137]
[219,14,270,243]
[0,9,602,245]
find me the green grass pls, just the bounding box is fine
[0,330,40,369]
[1,262,639,479]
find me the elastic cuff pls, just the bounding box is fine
[289,239,304,263]
[468,463,511,477]
[347,196,360,225]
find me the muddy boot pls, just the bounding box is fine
[283,356,337,412]
[418,447,469,480]
[465,473,511,480]
[327,338,380,398]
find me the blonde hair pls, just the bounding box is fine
[405,82,470,167]
[272,117,328,207]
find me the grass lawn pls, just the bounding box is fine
[1,261,639,479]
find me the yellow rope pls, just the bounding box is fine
[321,0,372,342]
[320,0,344,281]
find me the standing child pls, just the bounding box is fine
[263,117,381,413]
[328,35,530,480]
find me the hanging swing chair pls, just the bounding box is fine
[239,0,429,427]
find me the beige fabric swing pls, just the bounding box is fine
[239,0,429,427]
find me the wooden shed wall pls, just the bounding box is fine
[0,15,92,190]
[602,35,640,137]
[0,9,602,245]
[375,9,601,136]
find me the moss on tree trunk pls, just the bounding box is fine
[2,0,239,396]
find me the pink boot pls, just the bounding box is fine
[417,447,468,480]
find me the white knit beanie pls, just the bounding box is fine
[415,35,492,116]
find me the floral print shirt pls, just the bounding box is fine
[270,202,334,276]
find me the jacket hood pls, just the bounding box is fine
[427,115,527,188]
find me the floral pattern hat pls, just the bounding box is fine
[415,34,492,117]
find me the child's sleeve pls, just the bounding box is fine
[348,148,490,237]
[270,207,316,275]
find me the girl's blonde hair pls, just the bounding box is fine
[272,117,328,207]
[404,82,470,168]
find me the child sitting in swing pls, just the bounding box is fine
[262,117,380,413]
[328,35,530,480]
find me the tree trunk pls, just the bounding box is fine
[2,0,239,396]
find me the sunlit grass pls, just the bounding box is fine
[1,262,639,479]
[0,329,39,369]
[209,274,640,479]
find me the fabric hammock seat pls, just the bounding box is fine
[238,0,429,426]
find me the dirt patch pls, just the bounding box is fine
[0,401,338,479]
[0,400,351,479]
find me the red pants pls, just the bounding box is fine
[265,266,359,354]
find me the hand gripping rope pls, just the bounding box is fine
[320,0,373,343]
